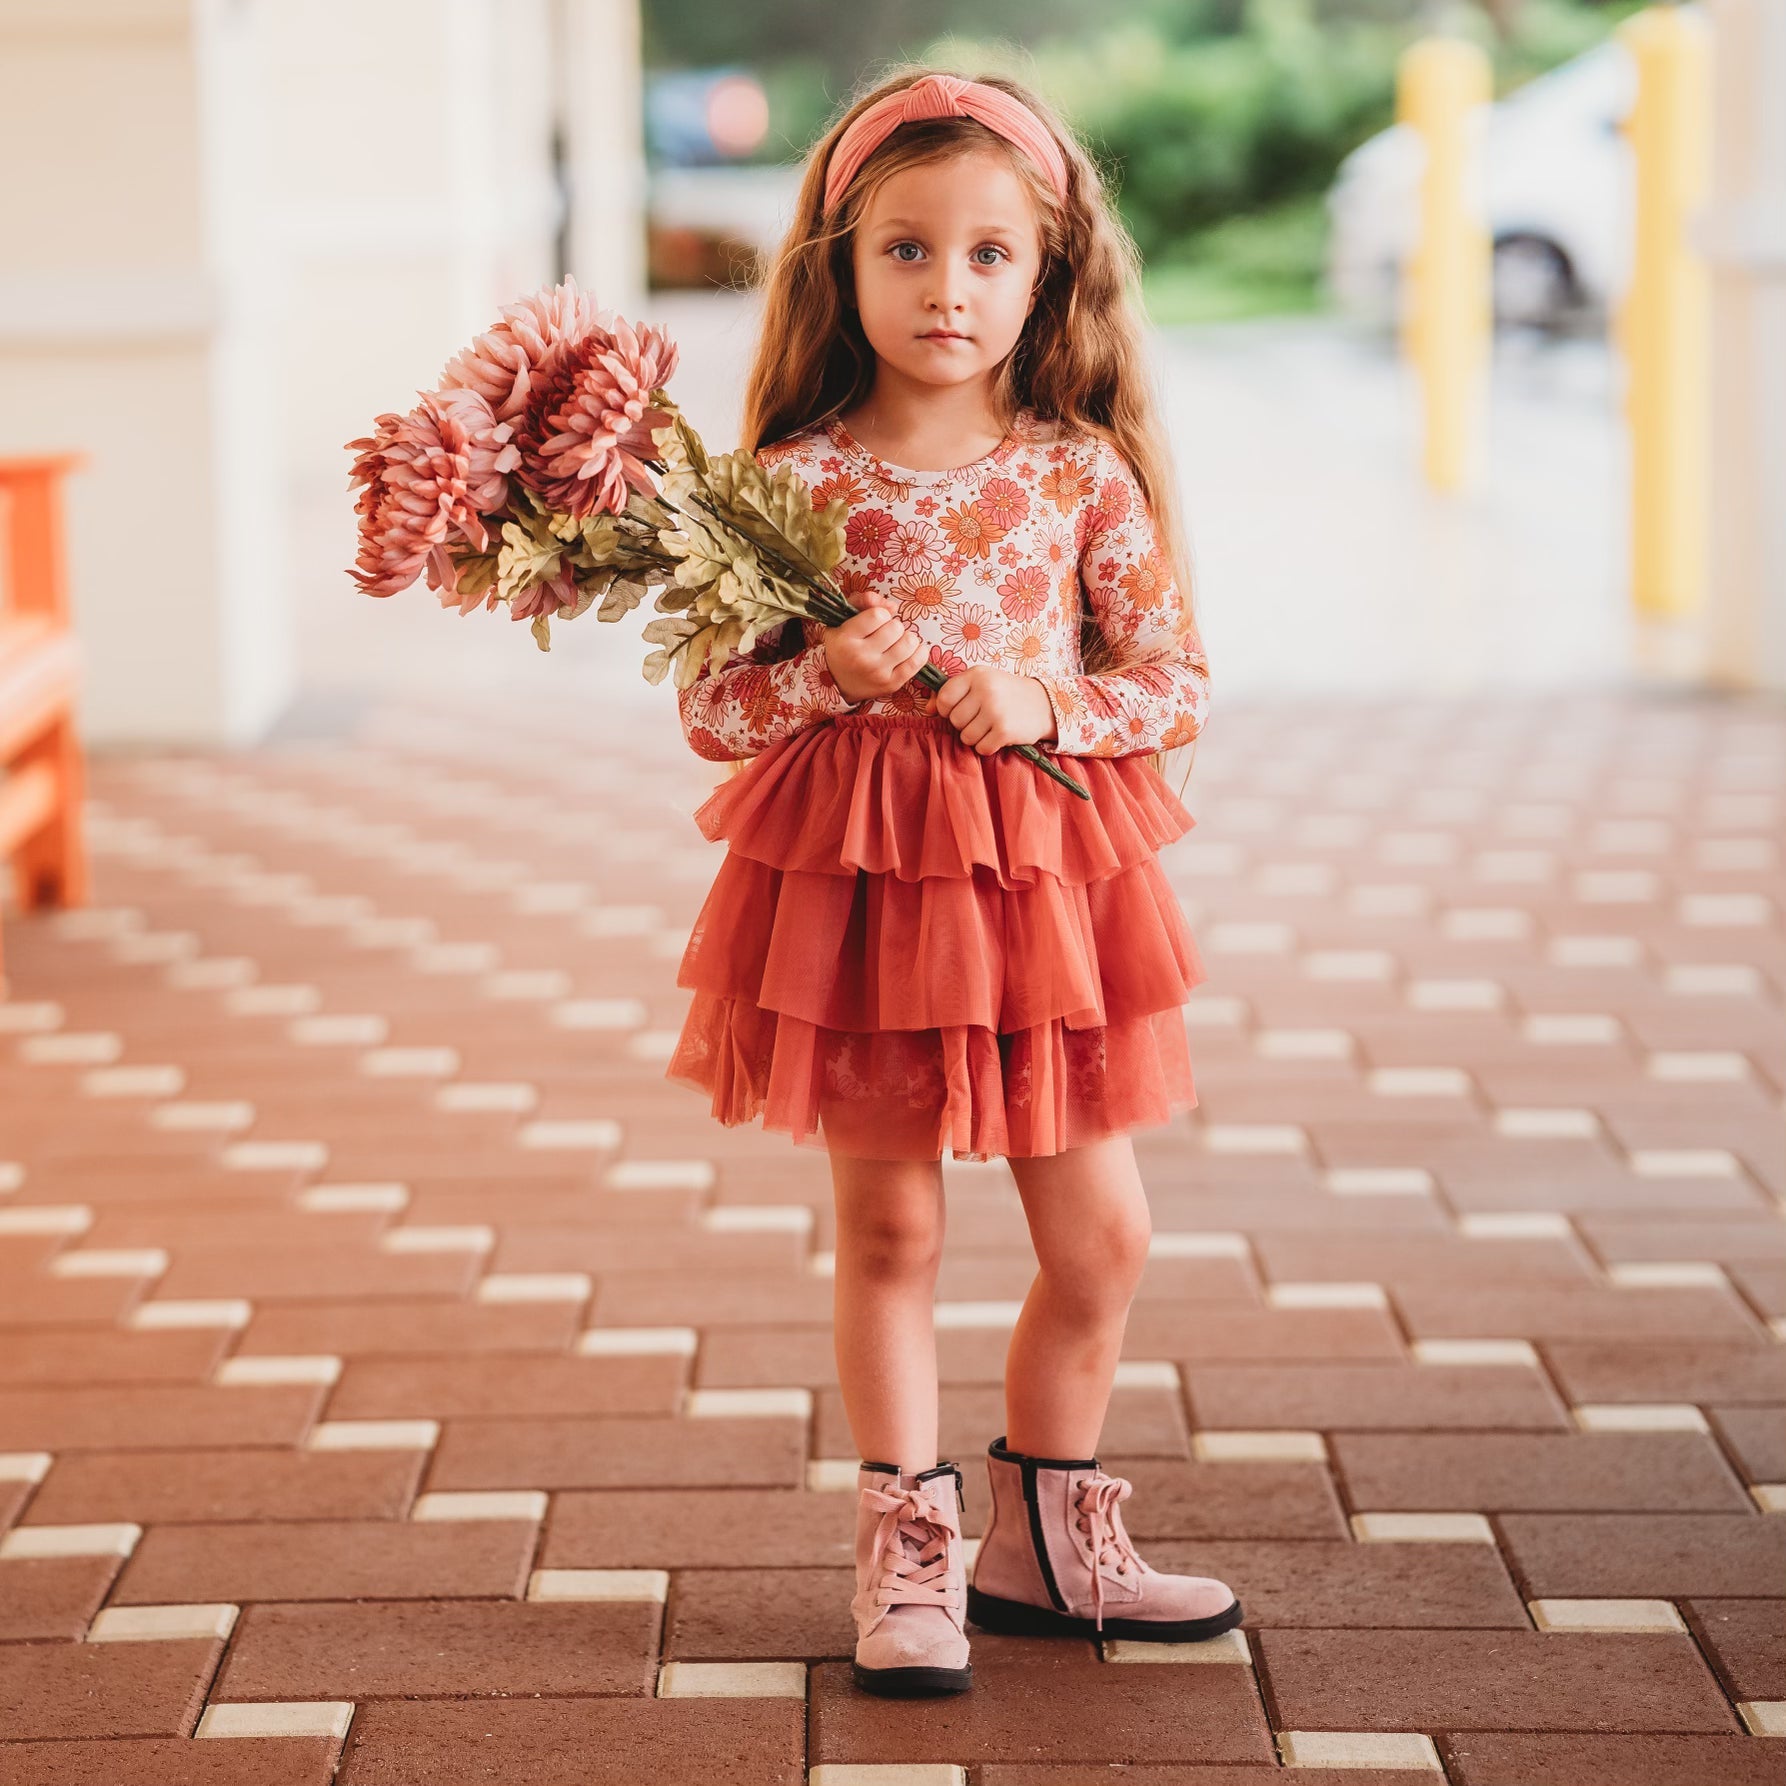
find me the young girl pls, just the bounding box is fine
[664,66,1242,1697]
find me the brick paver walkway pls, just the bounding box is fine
[1,685,1782,1785]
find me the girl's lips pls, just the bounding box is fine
[921,332,969,341]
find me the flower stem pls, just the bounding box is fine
[907,661,1090,799]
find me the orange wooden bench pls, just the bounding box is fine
[0,453,89,987]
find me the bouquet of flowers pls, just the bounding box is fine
[345,277,1088,799]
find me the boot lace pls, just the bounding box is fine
[1072,1471,1149,1632]
[862,1482,963,1612]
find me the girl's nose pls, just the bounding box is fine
[924,264,970,313]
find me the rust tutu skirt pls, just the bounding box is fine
[664,710,1205,1163]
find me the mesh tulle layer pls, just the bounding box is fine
[667,998,1198,1162]
[666,711,1204,1162]
[689,709,1197,888]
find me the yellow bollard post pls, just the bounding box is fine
[1614,5,1712,646]
[1396,35,1493,492]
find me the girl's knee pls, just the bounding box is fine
[843,1215,943,1281]
[831,1156,945,1280]
[1039,1206,1151,1311]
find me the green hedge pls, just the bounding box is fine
[943,0,1646,256]
[772,0,1648,263]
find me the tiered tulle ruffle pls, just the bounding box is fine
[665,711,1205,1162]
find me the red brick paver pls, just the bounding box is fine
[1,689,1781,1782]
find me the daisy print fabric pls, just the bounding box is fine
[676,406,1210,763]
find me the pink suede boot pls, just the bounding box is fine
[966,1436,1243,1642]
[850,1460,973,1696]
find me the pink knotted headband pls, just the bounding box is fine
[823,73,1070,214]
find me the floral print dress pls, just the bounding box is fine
[676,406,1209,761]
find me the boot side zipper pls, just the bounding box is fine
[1020,1458,1071,1613]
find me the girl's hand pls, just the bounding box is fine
[934,665,1059,755]
[823,588,929,705]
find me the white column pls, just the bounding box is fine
[262,0,564,489]
[1698,0,1786,691]
[557,0,649,317]
[0,0,293,746]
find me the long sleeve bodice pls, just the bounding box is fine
[675,407,1209,763]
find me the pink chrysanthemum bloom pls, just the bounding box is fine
[345,392,495,599]
[434,385,520,511]
[425,387,522,611]
[438,276,612,423]
[514,313,680,520]
[506,563,580,624]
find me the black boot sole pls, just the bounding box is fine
[967,1585,1244,1644]
[851,1660,974,1697]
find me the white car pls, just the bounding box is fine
[1324,35,1643,332]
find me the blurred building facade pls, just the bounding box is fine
[0,0,645,746]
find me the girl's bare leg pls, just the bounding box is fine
[1002,1133,1152,1458]
[828,1151,948,1473]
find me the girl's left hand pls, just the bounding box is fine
[931,666,1059,755]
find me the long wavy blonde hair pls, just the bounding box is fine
[736,62,1201,798]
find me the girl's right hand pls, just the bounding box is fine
[822,588,930,705]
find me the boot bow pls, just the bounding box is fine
[861,1482,963,1614]
[1073,1472,1147,1632]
